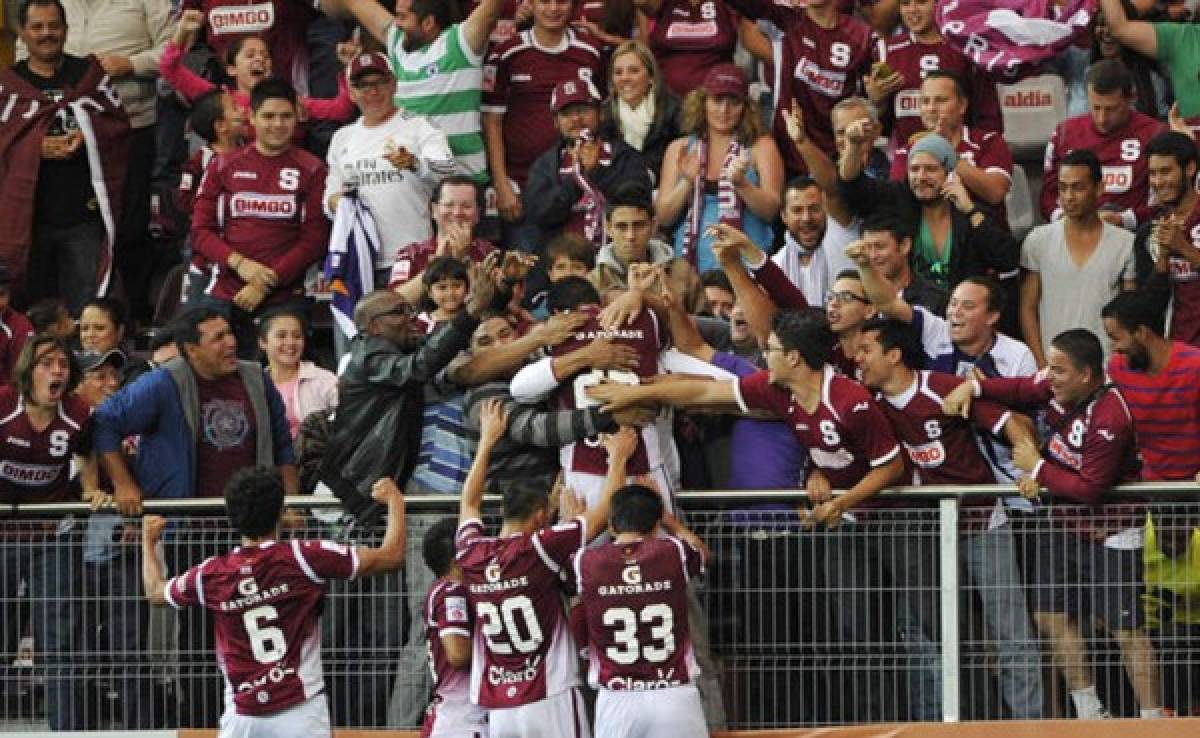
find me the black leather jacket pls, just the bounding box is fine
[319,311,478,522]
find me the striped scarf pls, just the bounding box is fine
[682,136,743,265]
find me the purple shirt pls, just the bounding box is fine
[712,351,807,490]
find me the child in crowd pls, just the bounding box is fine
[419,256,470,334]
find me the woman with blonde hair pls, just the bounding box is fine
[605,40,681,183]
[657,64,782,274]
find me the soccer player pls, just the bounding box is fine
[942,328,1159,719]
[572,484,709,737]
[1040,59,1165,228]
[456,398,638,738]
[191,77,329,354]
[141,467,407,737]
[420,517,487,738]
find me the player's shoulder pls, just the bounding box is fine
[60,394,92,429]
[923,370,964,396]
[829,370,873,406]
[285,146,327,176]
[835,11,874,40]
[565,27,603,58]
[491,29,533,59]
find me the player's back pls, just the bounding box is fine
[165,539,357,716]
[455,518,586,709]
[574,535,703,691]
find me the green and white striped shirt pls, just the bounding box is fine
[386,23,488,183]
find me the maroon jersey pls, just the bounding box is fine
[422,577,484,735]
[164,538,358,716]
[978,371,1139,504]
[482,28,605,185]
[647,0,739,96]
[0,387,90,503]
[551,306,664,476]
[572,535,703,691]
[194,373,257,497]
[0,308,33,387]
[191,145,329,304]
[1164,199,1200,346]
[877,370,1009,486]
[1040,111,1165,226]
[734,0,878,172]
[183,0,318,91]
[455,517,586,708]
[878,32,1003,149]
[733,366,900,494]
[892,126,1012,224]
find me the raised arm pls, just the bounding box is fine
[459,398,507,522]
[586,375,742,414]
[328,0,395,45]
[845,239,914,322]
[1100,0,1159,58]
[141,515,169,605]
[709,223,788,345]
[783,102,851,225]
[356,478,407,576]
[450,310,588,387]
[462,0,507,56]
[582,427,638,540]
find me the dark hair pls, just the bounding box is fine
[410,0,459,31]
[423,255,470,286]
[224,35,267,68]
[861,209,916,245]
[1060,148,1103,184]
[955,275,1006,316]
[250,77,297,112]
[701,269,733,293]
[860,316,925,370]
[173,306,230,357]
[609,484,664,534]
[833,268,862,284]
[26,298,68,335]
[1050,329,1105,379]
[190,89,227,143]
[546,233,597,271]
[502,479,549,523]
[18,0,66,27]
[783,175,821,199]
[1102,290,1165,336]
[923,69,968,100]
[224,467,286,538]
[1146,131,1200,174]
[606,181,655,219]
[257,305,308,340]
[547,276,601,312]
[81,296,128,332]
[771,309,834,370]
[433,175,481,206]
[1086,58,1135,97]
[13,334,77,397]
[422,517,460,578]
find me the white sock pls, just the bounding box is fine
[1141,707,1165,719]
[1071,686,1109,719]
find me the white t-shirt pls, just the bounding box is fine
[324,109,457,270]
[1020,221,1135,359]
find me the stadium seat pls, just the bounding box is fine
[1006,164,1035,243]
[997,74,1068,162]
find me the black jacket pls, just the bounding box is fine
[319,311,478,522]
[523,136,652,236]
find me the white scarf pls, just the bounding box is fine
[617,93,656,151]
[779,230,827,307]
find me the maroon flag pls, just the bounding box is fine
[0,56,130,296]
[937,0,1096,79]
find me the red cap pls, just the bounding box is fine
[702,63,748,99]
[347,52,393,82]
[550,78,601,112]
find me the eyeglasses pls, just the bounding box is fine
[825,290,870,306]
[351,77,392,92]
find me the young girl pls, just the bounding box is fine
[257,308,338,439]
[418,256,470,334]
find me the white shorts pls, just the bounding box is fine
[218,693,330,738]
[595,685,706,738]
[565,465,675,517]
[487,687,591,738]
[426,695,489,737]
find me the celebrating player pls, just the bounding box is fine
[141,468,406,738]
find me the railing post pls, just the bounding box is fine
[939,497,960,722]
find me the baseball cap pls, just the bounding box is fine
[702,64,748,100]
[347,52,393,82]
[75,348,127,373]
[550,79,601,112]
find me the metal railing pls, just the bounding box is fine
[0,483,1198,730]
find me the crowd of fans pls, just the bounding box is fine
[2,0,1200,731]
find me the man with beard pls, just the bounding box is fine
[770,176,858,305]
[837,123,1019,317]
[330,0,506,181]
[1102,290,1200,483]
[1139,132,1200,345]
[1020,149,1136,366]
